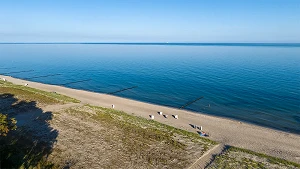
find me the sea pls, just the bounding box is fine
[0,43,299,134]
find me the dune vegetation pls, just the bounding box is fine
[1,80,299,168]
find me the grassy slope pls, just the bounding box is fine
[51,105,216,168]
[87,105,217,145]
[0,80,79,169]
[1,80,299,168]
[206,146,300,169]
[0,80,79,104]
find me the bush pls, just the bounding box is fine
[0,113,17,136]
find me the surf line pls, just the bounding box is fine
[108,86,138,94]
[58,79,91,86]
[25,73,62,80]
[179,96,204,109]
[2,70,34,75]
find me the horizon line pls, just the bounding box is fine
[1,42,300,47]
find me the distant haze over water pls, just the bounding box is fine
[1,43,299,134]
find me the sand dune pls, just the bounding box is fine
[1,75,300,163]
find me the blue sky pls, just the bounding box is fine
[0,0,299,42]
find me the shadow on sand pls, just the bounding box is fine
[0,93,58,168]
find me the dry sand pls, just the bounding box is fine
[1,75,300,163]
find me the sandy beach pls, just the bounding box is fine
[1,75,300,164]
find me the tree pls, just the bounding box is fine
[0,113,17,136]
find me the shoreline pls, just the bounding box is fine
[1,74,300,163]
[4,75,297,135]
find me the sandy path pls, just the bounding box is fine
[188,144,225,169]
[43,103,82,112]
[1,75,300,163]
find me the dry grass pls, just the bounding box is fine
[0,81,77,169]
[2,80,299,169]
[48,105,215,168]
[206,146,300,169]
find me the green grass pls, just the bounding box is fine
[0,80,79,104]
[62,105,216,168]
[0,127,59,169]
[2,80,298,168]
[0,80,78,168]
[67,106,187,149]
[86,105,217,145]
[229,146,300,167]
[207,146,300,169]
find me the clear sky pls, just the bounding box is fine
[0,0,299,42]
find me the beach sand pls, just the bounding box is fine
[1,75,300,163]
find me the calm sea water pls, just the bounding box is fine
[1,44,299,134]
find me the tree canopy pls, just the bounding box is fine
[0,113,17,136]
